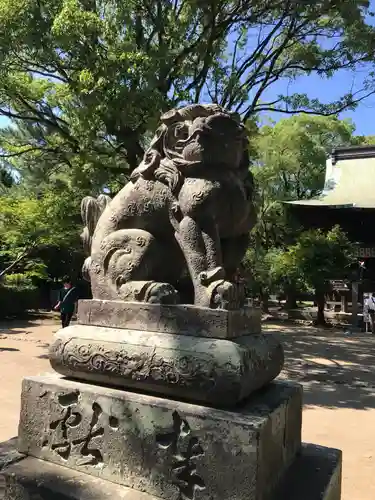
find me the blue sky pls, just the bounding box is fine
[257,68,375,136]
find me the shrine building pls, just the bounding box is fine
[285,144,375,315]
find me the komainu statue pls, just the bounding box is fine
[84,104,256,309]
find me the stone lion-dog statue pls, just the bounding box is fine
[80,104,256,310]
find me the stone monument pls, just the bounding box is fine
[0,104,341,499]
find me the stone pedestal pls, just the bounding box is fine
[0,300,342,499]
[49,326,283,407]
[1,445,342,500]
[48,300,283,407]
[17,375,301,500]
[77,299,262,338]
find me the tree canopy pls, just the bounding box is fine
[1,0,375,189]
[0,190,82,280]
[271,226,356,323]
[242,114,361,318]
[250,114,357,250]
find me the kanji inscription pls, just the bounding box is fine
[156,411,206,500]
[42,391,119,466]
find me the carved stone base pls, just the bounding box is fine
[77,299,261,339]
[1,456,159,500]
[49,325,284,407]
[18,375,302,500]
[0,444,342,500]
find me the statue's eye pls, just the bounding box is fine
[174,124,189,139]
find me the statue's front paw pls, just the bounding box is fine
[210,280,243,310]
[144,282,180,305]
[119,281,180,305]
[199,267,225,286]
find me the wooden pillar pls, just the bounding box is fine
[341,293,348,313]
[351,281,359,328]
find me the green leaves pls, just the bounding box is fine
[249,113,357,259]
[244,113,359,298]
[276,226,356,293]
[253,114,356,202]
[52,0,102,40]
[0,189,82,279]
[244,226,356,298]
[243,246,286,295]
[0,0,375,187]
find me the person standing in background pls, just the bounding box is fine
[54,278,78,328]
[364,292,375,334]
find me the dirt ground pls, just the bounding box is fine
[1,317,375,499]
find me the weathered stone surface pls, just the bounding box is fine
[1,456,160,500]
[18,375,302,500]
[0,444,342,500]
[0,438,24,472]
[49,325,283,406]
[77,299,261,339]
[0,445,342,500]
[273,443,342,500]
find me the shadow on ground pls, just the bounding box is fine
[0,316,59,337]
[35,343,51,360]
[0,329,30,336]
[0,318,42,336]
[265,323,375,410]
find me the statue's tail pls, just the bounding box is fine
[80,194,111,282]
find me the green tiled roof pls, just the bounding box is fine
[286,157,375,209]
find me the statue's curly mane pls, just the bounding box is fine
[131,104,252,196]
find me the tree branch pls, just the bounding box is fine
[0,245,36,279]
[252,88,375,116]
[0,93,80,152]
[0,147,52,158]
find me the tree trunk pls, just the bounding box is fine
[119,128,145,172]
[125,141,144,172]
[260,289,269,313]
[105,122,145,172]
[285,284,298,309]
[315,289,326,325]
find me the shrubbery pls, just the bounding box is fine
[0,282,41,318]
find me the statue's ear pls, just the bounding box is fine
[130,124,165,181]
[130,163,149,181]
[148,124,165,152]
[160,109,182,125]
[130,150,161,181]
